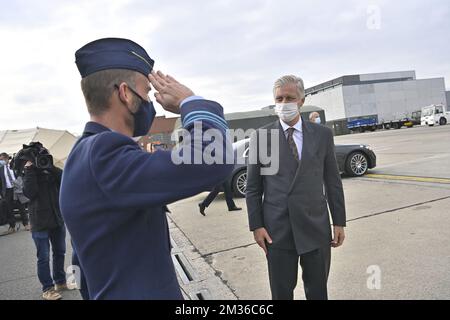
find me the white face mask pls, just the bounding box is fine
[315,117,321,124]
[274,103,299,123]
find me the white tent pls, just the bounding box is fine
[0,127,77,168]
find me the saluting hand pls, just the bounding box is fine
[149,70,194,114]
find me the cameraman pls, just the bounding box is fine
[22,150,67,300]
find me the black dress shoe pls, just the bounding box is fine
[198,203,206,216]
[228,207,242,212]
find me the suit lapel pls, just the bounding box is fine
[300,118,318,173]
[288,118,318,193]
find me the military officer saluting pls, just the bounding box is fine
[60,38,233,299]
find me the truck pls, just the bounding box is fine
[347,115,378,133]
[378,117,414,130]
[421,104,450,126]
[410,110,422,125]
[347,113,414,133]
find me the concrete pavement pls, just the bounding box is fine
[1,125,449,299]
[167,125,450,300]
[0,229,81,300]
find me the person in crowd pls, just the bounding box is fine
[198,176,242,216]
[12,172,30,231]
[0,152,30,234]
[309,111,322,124]
[22,145,67,300]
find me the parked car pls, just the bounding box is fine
[229,138,377,198]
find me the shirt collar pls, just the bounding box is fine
[279,116,303,133]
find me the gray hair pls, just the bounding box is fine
[273,75,305,100]
[80,69,138,116]
[309,111,320,120]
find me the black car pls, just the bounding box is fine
[229,138,376,198]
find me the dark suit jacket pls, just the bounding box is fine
[246,118,346,255]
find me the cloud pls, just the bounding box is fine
[0,0,449,134]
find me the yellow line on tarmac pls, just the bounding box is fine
[365,174,450,184]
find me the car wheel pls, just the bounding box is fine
[345,152,369,177]
[439,117,447,125]
[232,170,247,198]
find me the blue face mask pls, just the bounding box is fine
[315,117,321,124]
[130,91,156,137]
[117,85,156,137]
[0,160,6,166]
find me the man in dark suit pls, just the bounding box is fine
[60,38,233,299]
[246,75,346,300]
[1,152,29,234]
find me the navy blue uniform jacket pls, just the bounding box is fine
[60,100,233,299]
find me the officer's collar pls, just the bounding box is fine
[82,121,112,137]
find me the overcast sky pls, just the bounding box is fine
[1,0,449,134]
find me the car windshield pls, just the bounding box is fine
[422,108,433,116]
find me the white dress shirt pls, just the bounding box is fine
[279,117,303,161]
[3,165,15,189]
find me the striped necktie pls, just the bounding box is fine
[286,127,299,162]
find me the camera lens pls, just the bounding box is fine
[37,155,53,168]
[39,157,49,167]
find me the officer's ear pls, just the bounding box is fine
[116,82,133,106]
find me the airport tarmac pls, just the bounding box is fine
[1,125,449,300]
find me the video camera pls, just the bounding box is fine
[13,142,54,173]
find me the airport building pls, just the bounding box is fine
[146,70,450,142]
[305,70,448,134]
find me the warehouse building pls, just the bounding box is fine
[305,70,448,135]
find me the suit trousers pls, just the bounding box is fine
[201,181,236,210]
[267,245,331,300]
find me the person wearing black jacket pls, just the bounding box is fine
[23,160,67,300]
